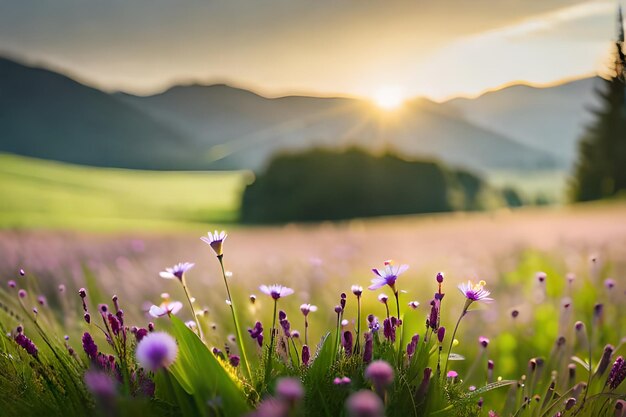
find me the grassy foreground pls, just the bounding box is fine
[0,153,250,231]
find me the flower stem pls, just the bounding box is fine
[304,316,309,346]
[443,301,469,379]
[264,299,278,385]
[332,312,341,362]
[394,290,401,320]
[218,256,252,381]
[355,296,361,354]
[181,279,203,340]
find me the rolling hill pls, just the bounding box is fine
[444,77,602,167]
[0,152,248,230]
[1,55,563,173]
[119,84,559,172]
[0,57,202,170]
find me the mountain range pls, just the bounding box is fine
[0,56,602,173]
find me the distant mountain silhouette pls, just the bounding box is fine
[0,57,198,169]
[120,84,559,172]
[1,55,561,172]
[444,77,601,167]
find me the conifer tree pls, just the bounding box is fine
[571,7,626,201]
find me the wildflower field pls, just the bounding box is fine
[1,205,626,417]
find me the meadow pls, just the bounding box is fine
[0,153,250,230]
[1,202,626,416]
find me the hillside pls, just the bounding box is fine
[0,153,248,230]
[444,77,602,166]
[121,84,559,172]
[1,55,565,173]
[0,57,200,170]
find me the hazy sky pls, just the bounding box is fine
[0,0,622,100]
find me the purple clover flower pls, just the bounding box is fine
[365,360,394,396]
[607,356,626,389]
[275,377,304,403]
[135,331,178,372]
[82,332,99,360]
[345,390,384,417]
[200,230,227,256]
[259,284,294,300]
[15,333,38,357]
[369,261,408,291]
[159,262,195,281]
[84,371,116,398]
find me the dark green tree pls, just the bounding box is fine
[571,8,626,201]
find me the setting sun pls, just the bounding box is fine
[372,86,405,110]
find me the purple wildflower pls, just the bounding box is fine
[7,280,16,288]
[135,332,178,372]
[84,313,91,324]
[428,298,440,330]
[84,371,117,399]
[536,272,547,283]
[82,332,98,360]
[369,261,408,291]
[351,285,363,297]
[107,313,121,335]
[279,313,291,337]
[437,327,446,343]
[363,332,373,364]
[18,289,26,298]
[458,280,493,303]
[447,370,458,379]
[159,262,195,281]
[19,269,25,276]
[15,333,38,357]
[345,390,384,417]
[604,278,616,290]
[383,318,396,342]
[408,301,420,309]
[479,336,490,348]
[248,321,264,347]
[259,284,294,300]
[407,334,419,359]
[300,304,317,316]
[342,331,353,356]
[135,328,148,342]
[229,355,240,367]
[275,377,304,403]
[597,345,615,376]
[607,356,626,389]
[365,360,394,393]
[200,230,227,257]
[302,345,310,366]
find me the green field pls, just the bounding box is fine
[0,153,250,231]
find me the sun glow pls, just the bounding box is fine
[372,86,405,111]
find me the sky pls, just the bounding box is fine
[0,0,622,101]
